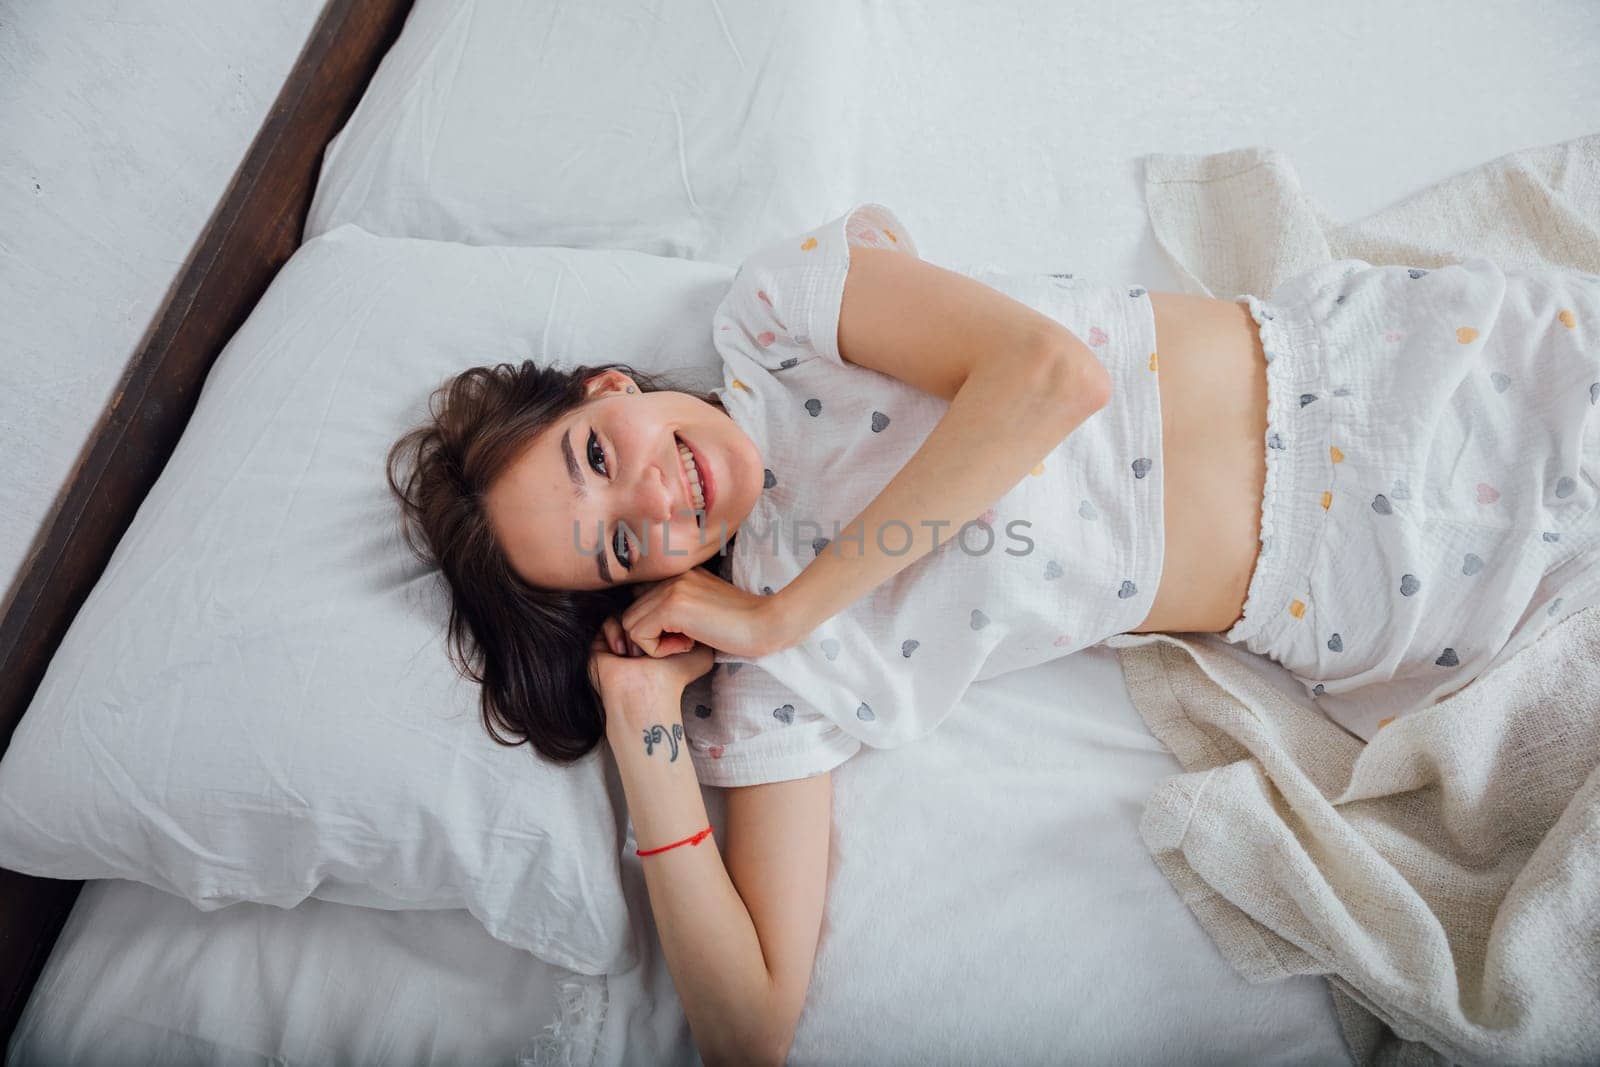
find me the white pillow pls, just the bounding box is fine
[0,224,730,975]
[302,1,1203,278]
[305,0,855,265]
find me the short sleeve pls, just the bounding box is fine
[681,658,862,787]
[713,202,920,375]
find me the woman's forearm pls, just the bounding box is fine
[772,339,1110,643]
[606,691,784,1067]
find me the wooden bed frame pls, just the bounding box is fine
[0,0,415,1043]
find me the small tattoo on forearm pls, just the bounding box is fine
[641,723,684,760]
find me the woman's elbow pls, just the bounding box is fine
[769,1030,798,1067]
[742,1046,790,1067]
[703,1028,793,1067]
[745,994,802,1067]
[757,1000,801,1067]
[1037,333,1112,421]
[698,1004,796,1067]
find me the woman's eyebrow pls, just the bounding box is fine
[560,428,586,499]
[560,427,614,585]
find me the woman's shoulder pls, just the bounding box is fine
[713,202,921,377]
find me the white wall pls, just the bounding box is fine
[0,1,326,612]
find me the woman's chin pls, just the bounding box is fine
[733,449,765,514]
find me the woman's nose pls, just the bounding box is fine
[631,465,674,525]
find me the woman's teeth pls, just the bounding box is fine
[676,439,706,512]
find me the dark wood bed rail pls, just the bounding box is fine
[0,0,414,1044]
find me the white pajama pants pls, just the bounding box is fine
[1221,258,1600,740]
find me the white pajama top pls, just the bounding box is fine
[682,203,1164,787]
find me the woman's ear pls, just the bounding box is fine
[582,368,637,399]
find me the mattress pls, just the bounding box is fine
[14,0,1600,1063]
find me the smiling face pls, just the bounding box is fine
[485,369,763,590]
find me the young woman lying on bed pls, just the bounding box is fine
[387,203,1599,1064]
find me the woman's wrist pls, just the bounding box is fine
[603,693,701,841]
[603,679,685,736]
[761,585,816,656]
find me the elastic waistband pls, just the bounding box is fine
[1089,284,1166,633]
[1220,287,1335,650]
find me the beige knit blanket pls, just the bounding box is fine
[1108,131,1600,1065]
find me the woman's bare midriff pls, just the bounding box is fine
[1126,292,1269,635]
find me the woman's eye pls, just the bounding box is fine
[588,430,630,570]
[592,431,633,572]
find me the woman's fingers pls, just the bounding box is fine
[602,615,627,656]
[626,595,691,658]
[621,579,671,631]
[621,575,714,658]
[586,632,610,688]
[655,632,694,656]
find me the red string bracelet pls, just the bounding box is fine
[636,825,715,857]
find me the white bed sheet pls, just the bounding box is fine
[17,0,1600,1063]
[11,649,1349,1066]
[607,647,1352,1066]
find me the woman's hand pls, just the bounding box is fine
[620,566,795,660]
[589,615,714,728]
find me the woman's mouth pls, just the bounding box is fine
[674,435,712,526]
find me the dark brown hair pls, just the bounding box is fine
[386,359,722,763]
